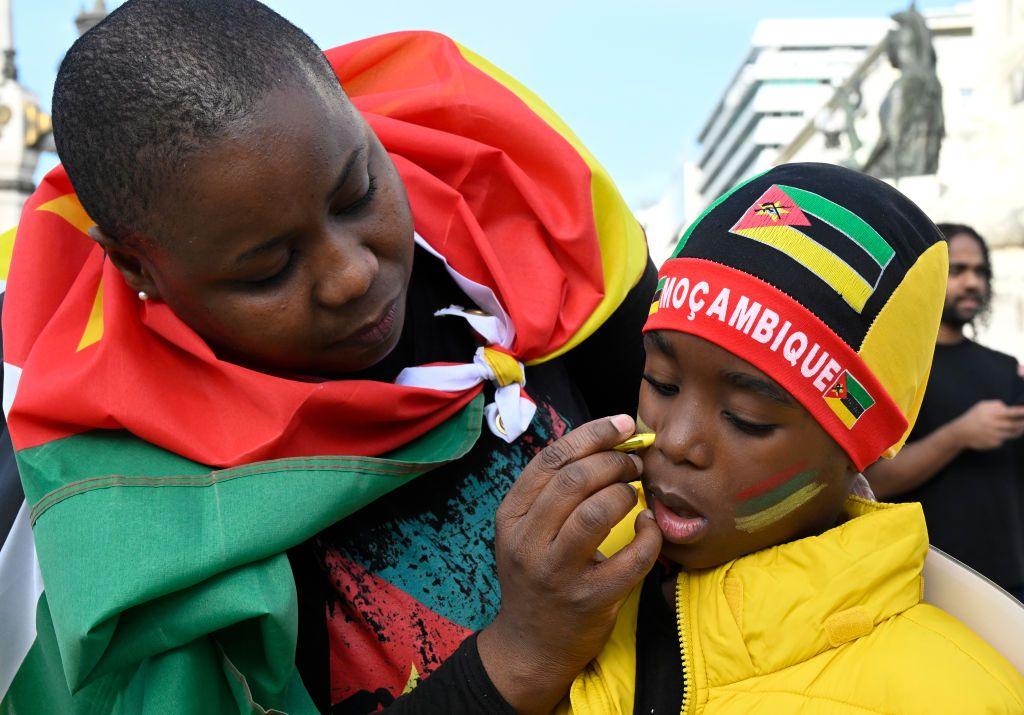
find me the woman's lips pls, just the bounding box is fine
[650,493,710,545]
[344,299,400,348]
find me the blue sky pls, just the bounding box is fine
[17,0,951,206]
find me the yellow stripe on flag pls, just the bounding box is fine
[77,279,104,351]
[37,194,96,235]
[0,225,16,282]
[734,482,825,533]
[455,44,648,365]
[733,225,873,312]
[825,395,859,429]
[481,347,524,387]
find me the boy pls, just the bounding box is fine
[554,163,1024,713]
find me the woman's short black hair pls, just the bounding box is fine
[52,0,340,242]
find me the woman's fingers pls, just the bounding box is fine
[588,509,663,606]
[553,481,641,565]
[522,448,642,541]
[497,415,634,527]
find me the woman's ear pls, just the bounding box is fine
[88,226,161,301]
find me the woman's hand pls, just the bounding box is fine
[477,415,663,714]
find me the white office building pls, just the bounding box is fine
[669,1,1024,360]
[691,18,891,216]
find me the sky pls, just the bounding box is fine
[15,0,953,207]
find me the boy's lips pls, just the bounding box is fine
[646,488,710,545]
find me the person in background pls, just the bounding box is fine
[866,223,1024,600]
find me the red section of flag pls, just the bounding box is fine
[827,375,849,400]
[3,32,615,463]
[733,460,810,501]
[325,555,471,707]
[731,185,811,231]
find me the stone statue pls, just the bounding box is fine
[818,76,865,167]
[864,5,945,178]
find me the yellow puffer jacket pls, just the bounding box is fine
[559,497,1024,714]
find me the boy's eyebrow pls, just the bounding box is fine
[722,370,795,406]
[644,331,675,358]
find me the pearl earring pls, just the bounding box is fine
[138,291,149,301]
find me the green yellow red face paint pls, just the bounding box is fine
[733,461,824,533]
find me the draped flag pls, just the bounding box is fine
[0,31,646,712]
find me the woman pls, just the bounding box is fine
[0,0,657,713]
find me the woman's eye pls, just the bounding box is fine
[724,411,777,437]
[643,373,678,397]
[331,174,378,216]
[244,251,296,289]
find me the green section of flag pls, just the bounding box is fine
[3,588,314,715]
[845,371,875,411]
[17,430,209,513]
[780,184,895,267]
[4,396,484,713]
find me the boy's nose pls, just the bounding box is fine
[655,414,713,469]
[312,233,378,308]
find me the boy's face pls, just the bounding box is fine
[111,81,415,377]
[639,331,855,570]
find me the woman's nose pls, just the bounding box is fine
[312,232,378,309]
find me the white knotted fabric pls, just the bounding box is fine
[396,235,537,443]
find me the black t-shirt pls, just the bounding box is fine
[897,339,1024,590]
[633,562,685,715]
[291,245,658,713]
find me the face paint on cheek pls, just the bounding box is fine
[732,461,825,533]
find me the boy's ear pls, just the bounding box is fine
[88,226,161,301]
[848,465,877,501]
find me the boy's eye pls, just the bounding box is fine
[331,174,378,216]
[643,373,678,397]
[724,411,777,437]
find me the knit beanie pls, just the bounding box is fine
[645,163,948,471]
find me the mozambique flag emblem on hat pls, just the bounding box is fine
[824,370,876,428]
[730,184,895,313]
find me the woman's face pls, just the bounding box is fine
[111,82,415,377]
[639,331,855,570]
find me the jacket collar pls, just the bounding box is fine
[682,497,927,689]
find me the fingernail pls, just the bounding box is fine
[628,454,643,473]
[640,508,655,520]
[610,414,633,434]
